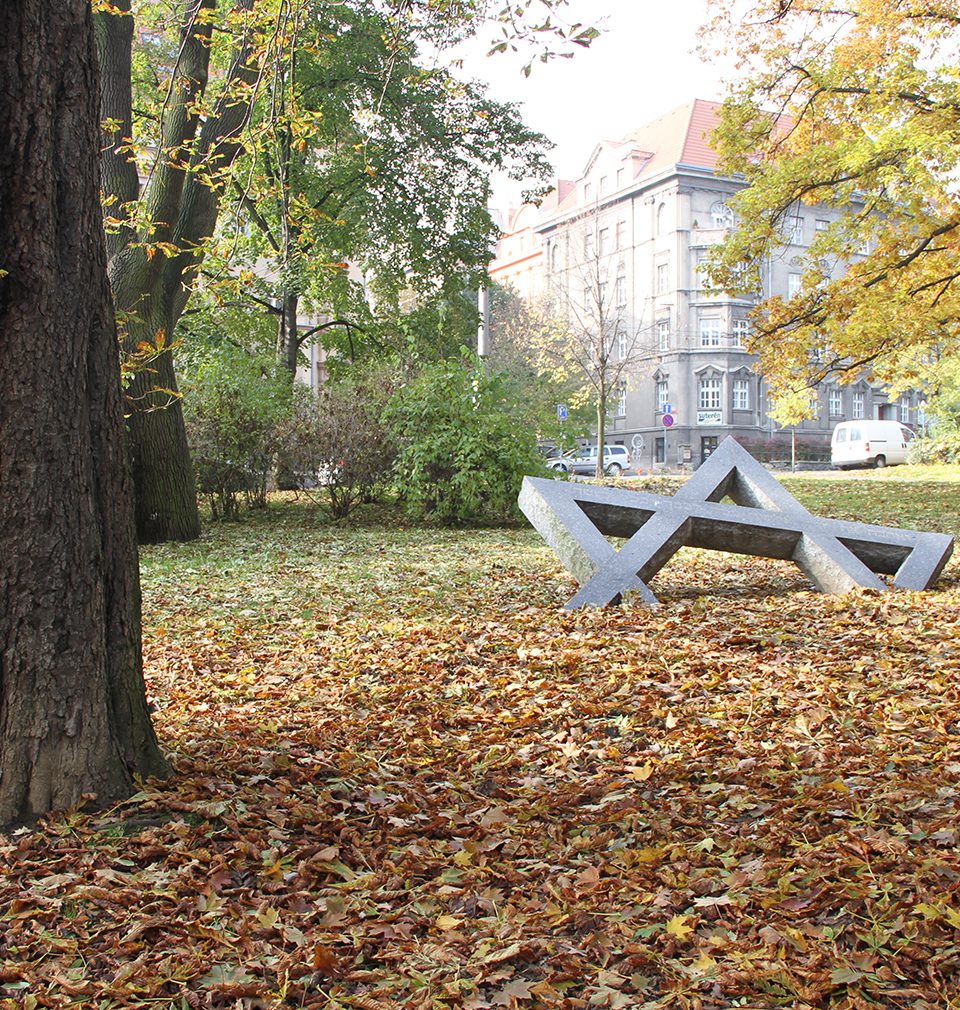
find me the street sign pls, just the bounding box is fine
[661,413,675,428]
[556,403,568,422]
[660,402,672,415]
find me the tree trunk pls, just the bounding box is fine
[0,0,169,825]
[596,388,607,479]
[279,291,301,380]
[125,313,202,544]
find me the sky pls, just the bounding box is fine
[450,0,739,208]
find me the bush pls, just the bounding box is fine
[385,356,544,523]
[908,432,960,464]
[277,375,398,519]
[181,347,291,521]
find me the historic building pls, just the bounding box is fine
[489,99,924,468]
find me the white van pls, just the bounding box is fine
[831,420,915,469]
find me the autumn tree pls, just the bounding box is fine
[704,0,960,399]
[0,0,168,825]
[539,213,651,476]
[96,0,596,543]
[486,281,590,445]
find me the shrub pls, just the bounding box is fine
[385,356,544,523]
[908,432,960,464]
[278,376,398,519]
[181,347,291,521]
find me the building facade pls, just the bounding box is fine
[489,100,924,468]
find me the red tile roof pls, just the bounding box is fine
[622,98,723,176]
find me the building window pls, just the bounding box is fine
[599,175,608,195]
[599,228,609,256]
[852,391,865,419]
[655,437,665,463]
[733,318,750,347]
[617,168,625,188]
[616,380,627,416]
[829,386,843,416]
[815,218,830,234]
[550,244,559,271]
[699,376,722,410]
[785,215,804,245]
[584,182,592,202]
[617,327,627,360]
[788,273,803,299]
[615,220,625,249]
[732,378,749,411]
[584,231,594,259]
[615,273,626,307]
[657,319,671,351]
[656,380,669,411]
[711,201,734,228]
[900,396,910,422]
[699,317,722,347]
[656,261,669,293]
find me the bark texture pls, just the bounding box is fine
[0,0,169,824]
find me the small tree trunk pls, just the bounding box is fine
[595,388,607,479]
[279,291,301,381]
[0,0,169,825]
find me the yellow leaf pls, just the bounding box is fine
[666,914,694,940]
[435,914,462,931]
[944,906,960,929]
[913,902,941,920]
[453,848,473,867]
[691,951,717,974]
[626,763,653,781]
[633,846,663,863]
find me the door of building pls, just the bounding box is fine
[700,436,719,464]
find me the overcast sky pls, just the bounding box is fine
[450,0,739,207]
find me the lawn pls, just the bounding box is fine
[2,468,959,1009]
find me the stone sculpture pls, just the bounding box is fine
[519,436,954,609]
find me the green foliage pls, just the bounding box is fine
[704,0,960,397]
[181,345,292,521]
[908,433,960,466]
[385,355,544,523]
[200,0,556,368]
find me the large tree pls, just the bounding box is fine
[96,0,596,542]
[705,0,960,398]
[0,0,169,825]
[205,0,554,381]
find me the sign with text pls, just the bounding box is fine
[697,410,723,426]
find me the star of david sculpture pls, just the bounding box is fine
[519,437,954,609]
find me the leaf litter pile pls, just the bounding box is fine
[3,473,960,1009]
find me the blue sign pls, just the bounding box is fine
[660,402,672,415]
[662,413,675,428]
[556,404,568,422]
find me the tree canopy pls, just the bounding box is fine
[705,0,960,399]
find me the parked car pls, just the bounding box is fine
[831,420,915,469]
[548,444,631,476]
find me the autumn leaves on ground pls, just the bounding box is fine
[3,470,960,1010]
